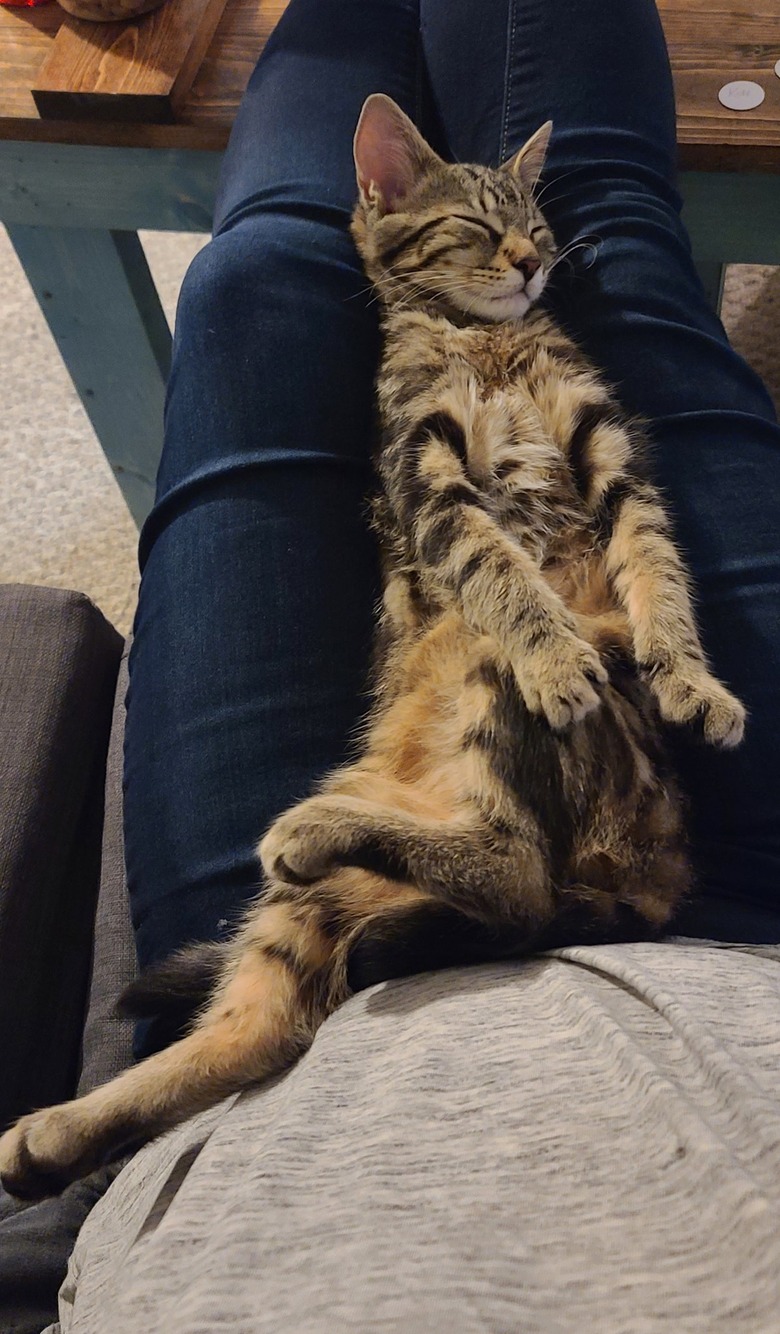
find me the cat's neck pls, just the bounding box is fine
[381,302,553,341]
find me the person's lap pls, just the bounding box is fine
[124,0,780,1015]
[37,940,780,1333]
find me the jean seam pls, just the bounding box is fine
[414,11,424,128]
[499,0,518,161]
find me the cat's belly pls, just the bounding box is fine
[542,550,634,659]
[340,606,687,923]
[365,606,663,830]
[369,610,495,797]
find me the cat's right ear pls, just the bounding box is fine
[354,94,442,215]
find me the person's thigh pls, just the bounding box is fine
[124,0,422,1056]
[422,0,780,938]
[34,945,780,1332]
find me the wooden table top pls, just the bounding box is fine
[1,0,779,168]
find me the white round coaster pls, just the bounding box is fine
[775,59,780,79]
[718,80,766,110]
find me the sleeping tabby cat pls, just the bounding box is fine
[0,94,745,1200]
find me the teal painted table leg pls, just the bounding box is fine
[7,225,172,527]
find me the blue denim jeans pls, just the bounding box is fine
[125,0,780,1055]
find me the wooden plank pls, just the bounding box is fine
[672,58,780,171]
[657,0,780,169]
[32,0,231,124]
[0,140,220,229]
[659,0,780,50]
[0,112,227,151]
[0,0,286,147]
[7,223,168,525]
[1,0,780,169]
[0,2,62,123]
[4,140,779,273]
[179,0,287,128]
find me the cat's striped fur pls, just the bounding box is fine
[0,96,745,1200]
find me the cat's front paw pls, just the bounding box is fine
[649,662,746,748]
[514,631,607,730]
[259,800,346,886]
[0,1105,99,1200]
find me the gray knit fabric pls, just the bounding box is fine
[76,642,137,1098]
[50,939,780,1332]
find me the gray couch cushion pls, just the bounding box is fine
[0,1160,127,1334]
[77,643,138,1097]
[0,585,122,1129]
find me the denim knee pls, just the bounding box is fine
[140,212,379,564]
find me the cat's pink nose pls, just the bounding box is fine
[513,255,541,282]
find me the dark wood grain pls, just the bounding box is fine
[31,0,233,123]
[1,0,780,168]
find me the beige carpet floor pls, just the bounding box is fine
[0,228,207,636]
[1,225,778,638]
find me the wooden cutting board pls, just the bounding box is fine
[31,0,232,122]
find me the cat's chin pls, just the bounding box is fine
[458,290,532,323]
[459,272,546,324]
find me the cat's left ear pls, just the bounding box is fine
[501,121,553,192]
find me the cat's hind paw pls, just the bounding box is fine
[259,800,345,886]
[0,1105,99,1201]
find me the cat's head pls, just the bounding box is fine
[351,94,556,324]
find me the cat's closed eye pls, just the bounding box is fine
[449,214,505,244]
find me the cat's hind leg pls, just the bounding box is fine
[0,900,333,1200]
[0,877,432,1201]
[260,784,553,929]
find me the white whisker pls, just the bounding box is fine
[533,166,587,207]
[548,236,602,274]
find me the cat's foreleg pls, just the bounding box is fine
[599,477,745,747]
[0,900,333,1201]
[430,502,608,729]
[395,422,606,728]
